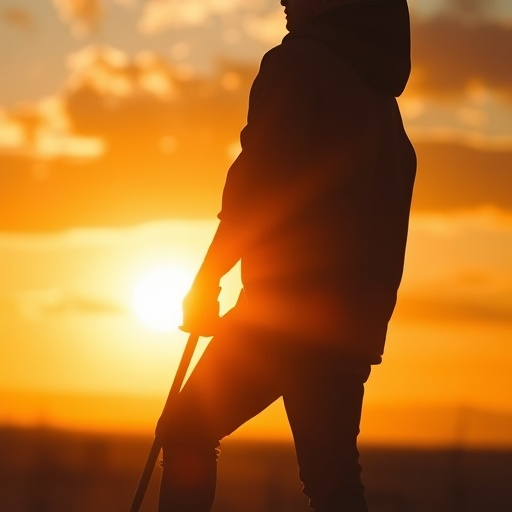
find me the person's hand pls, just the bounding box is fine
[180,277,221,337]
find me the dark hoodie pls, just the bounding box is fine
[290,0,412,97]
[219,0,416,363]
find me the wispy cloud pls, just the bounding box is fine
[395,290,512,325]
[0,218,214,251]
[12,288,125,321]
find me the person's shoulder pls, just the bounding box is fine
[263,35,374,95]
[262,38,321,67]
[258,38,324,82]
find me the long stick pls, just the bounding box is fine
[129,333,200,512]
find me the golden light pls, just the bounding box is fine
[131,264,193,332]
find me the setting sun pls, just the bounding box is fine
[131,265,193,332]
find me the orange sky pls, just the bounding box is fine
[0,0,511,447]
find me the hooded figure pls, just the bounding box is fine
[158,1,416,511]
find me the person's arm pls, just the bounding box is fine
[193,220,247,286]
[181,220,248,336]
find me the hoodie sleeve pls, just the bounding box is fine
[218,43,319,231]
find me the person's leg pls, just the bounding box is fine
[282,349,371,512]
[157,310,281,512]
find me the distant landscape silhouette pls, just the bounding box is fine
[1,427,511,512]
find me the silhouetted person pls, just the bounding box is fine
[157,1,416,511]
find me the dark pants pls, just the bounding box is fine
[157,303,371,512]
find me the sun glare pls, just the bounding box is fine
[131,265,193,332]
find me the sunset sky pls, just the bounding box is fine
[0,0,511,448]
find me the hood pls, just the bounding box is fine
[284,0,412,97]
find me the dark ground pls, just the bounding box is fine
[0,426,510,512]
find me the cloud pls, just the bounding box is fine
[243,8,286,46]
[0,48,255,231]
[52,0,104,37]
[0,109,25,150]
[395,207,512,325]
[51,0,137,37]
[138,0,247,34]
[0,45,188,160]
[395,291,512,325]
[412,142,512,212]
[400,90,512,151]
[410,16,512,98]
[410,0,505,23]
[1,6,35,31]
[404,15,512,151]
[440,0,499,23]
[60,46,190,154]
[0,98,105,161]
[66,45,180,102]
[1,39,511,232]
[60,46,253,149]
[14,288,125,321]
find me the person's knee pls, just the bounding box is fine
[160,441,219,490]
[160,413,220,457]
[160,419,220,492]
